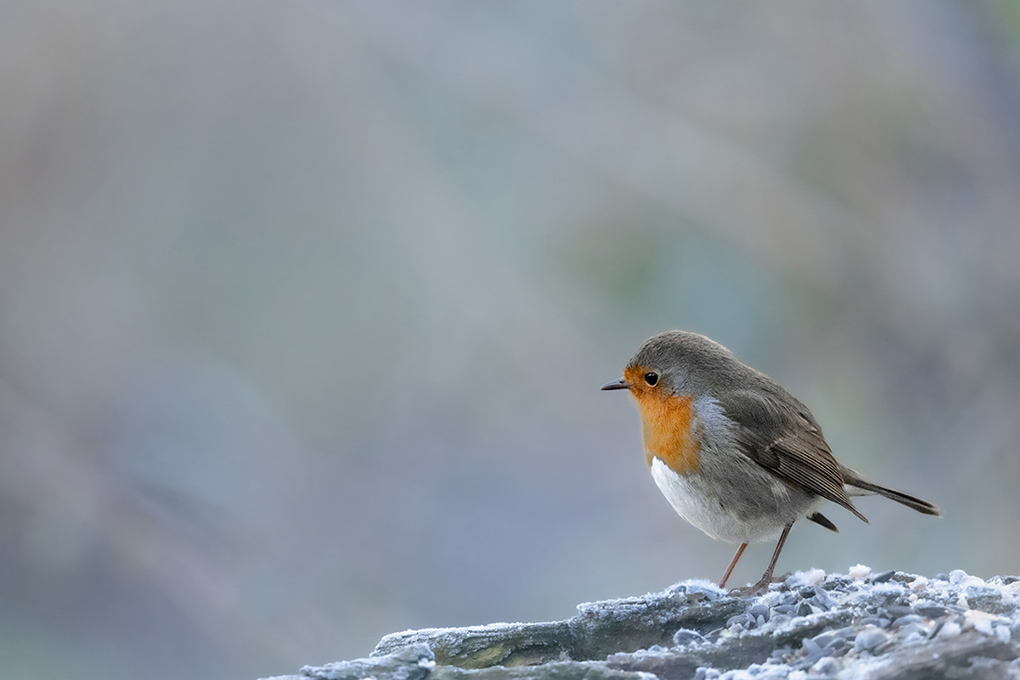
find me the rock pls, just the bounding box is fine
[853,625,888,652]
[262,568,1020,680]
[264,644,435,680]
[370,621,576,669]
[371,584,745,667]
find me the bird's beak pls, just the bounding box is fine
[601,378,631,391]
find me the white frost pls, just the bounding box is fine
[848,564,872,580]
[963,610,1010,636]
[936,621,961,639]
[786,568,826,588]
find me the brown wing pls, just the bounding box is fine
[719,389,868,523]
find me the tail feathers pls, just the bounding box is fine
[841,467,942,517]
[807,512,839,533]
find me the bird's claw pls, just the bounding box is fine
[729,572,789,597]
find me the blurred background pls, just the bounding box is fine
[2,1,1020,678]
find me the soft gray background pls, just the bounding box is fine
[2,2,1019,679]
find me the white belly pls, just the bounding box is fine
[649,457,809,544]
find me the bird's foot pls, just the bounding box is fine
[730,572,789,597]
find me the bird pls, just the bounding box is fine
[602,330,941,594]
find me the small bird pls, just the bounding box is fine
[602,331,941,594]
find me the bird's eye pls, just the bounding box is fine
[644,372,659,386]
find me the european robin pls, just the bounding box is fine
[602,331,941,594]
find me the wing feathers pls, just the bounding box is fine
[720,389,868,523]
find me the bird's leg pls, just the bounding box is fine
[717,543,747,589]
[733,523,793,596]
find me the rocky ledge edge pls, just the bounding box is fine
[263,566,1020,680]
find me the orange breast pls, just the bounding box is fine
[635,392,701,475]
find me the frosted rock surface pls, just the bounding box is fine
[263,568,1020,680]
